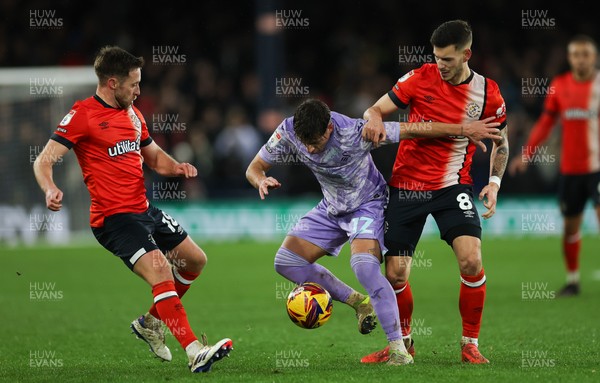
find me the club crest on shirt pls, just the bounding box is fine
[59,110,76,126]
[465,102,482,119]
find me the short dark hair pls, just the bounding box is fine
[94,46,144,85]
[569,34,597,49]
[430,20,472,50]
[293,99,331,144]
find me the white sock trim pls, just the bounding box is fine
[173,268,195,285]
[394,284,408,294]
[153,291,178,303]
[461,336,478,346]
[460,274,486,288]
[566,271,580,284]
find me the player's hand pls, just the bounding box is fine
[362,118,386,147]
[478,182,499,219]
[174,163,198,178]
[462,117,502,153]
[508,156,528,176]
[258,177,281,200]
[45,187,63,211]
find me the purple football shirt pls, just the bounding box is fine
[259,111,400,216]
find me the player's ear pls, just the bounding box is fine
[108,78,118,90]
[463,48,472,62]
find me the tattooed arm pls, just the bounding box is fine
[479,126,509,219]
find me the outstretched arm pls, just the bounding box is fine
[479,126,509,219]
[399,117,502,152]
[141,141,197,178]
[246,154,281,200]
[33,139,69,211]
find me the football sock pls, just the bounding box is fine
[274,247,354,302]
[149,268,199,320]
[459,268,486,339]
[350,253,402,342]
[152,280,197,349]
[392,282,413,338]
[563,233,581,283]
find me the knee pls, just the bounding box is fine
[384,257,411,285]
[457,249,482,276]
[183,248,207,273]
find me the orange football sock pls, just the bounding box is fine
[152,280,197,349]
[563,233,581,274]
[459,269,486,339]
[150,270,199,319]
[393,282,413,337]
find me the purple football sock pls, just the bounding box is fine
[274,247,353,302]
[350,252,401,342]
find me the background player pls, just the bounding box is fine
[360,20,509,364]
[246,98,500,365]
[33,46,232,373]
[509,35,600,296]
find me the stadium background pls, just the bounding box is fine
[1,1,599,382]
[1,0,598,245]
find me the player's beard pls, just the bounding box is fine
[114,91,133,109]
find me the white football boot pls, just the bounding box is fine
[131,313,172,361]
[187,335,233,373]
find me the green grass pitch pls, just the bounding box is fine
[1,236,599,382]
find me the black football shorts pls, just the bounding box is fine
[384,184,482,257]
[92,204,188,270]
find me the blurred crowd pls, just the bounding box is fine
[1,0,597,205]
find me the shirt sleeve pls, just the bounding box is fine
[50,103,88,149]
[258,123,293,165]
[482,79,507,130]
[387,67,423,109]
[134,106,153,147]
[359,120,401,150]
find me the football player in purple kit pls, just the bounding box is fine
[246,98,500,365]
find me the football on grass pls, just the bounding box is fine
[286,282,333,329]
